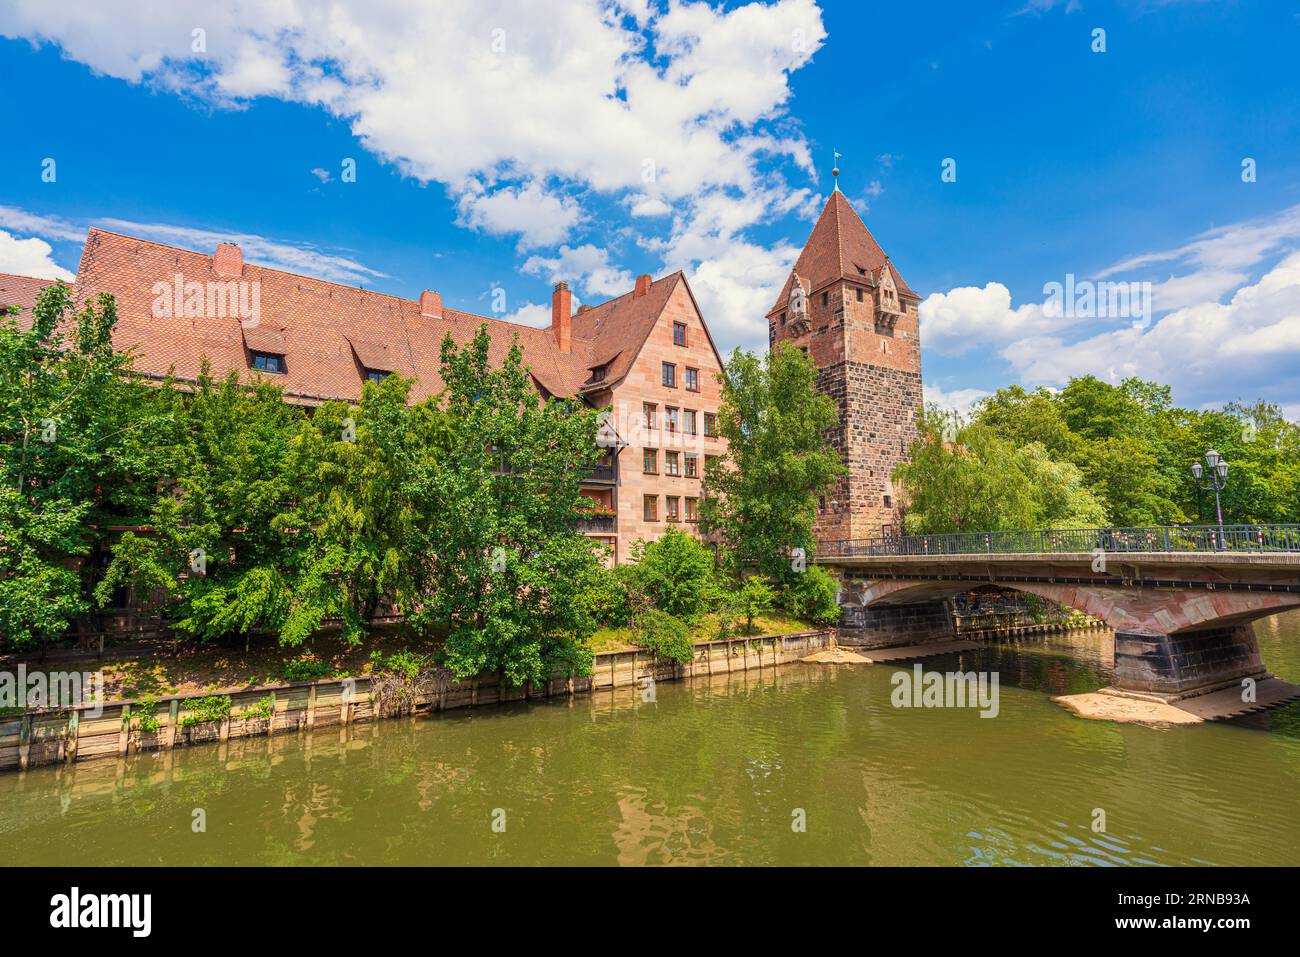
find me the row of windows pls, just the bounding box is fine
[642,449,719,477]
[643,494,700,523]
[661,362,700,390]
[643,404,717,435]
[251,350,387,384]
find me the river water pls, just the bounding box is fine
[4,613,1300,866]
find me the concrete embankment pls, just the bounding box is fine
[0,630,833,773]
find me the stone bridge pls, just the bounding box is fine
[816,525,1300,700]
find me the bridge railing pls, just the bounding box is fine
[821,524,1300,558]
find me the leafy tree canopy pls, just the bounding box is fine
[700,343,843,582]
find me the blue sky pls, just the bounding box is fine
[2,0,1298,417]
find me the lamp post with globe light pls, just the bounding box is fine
[1191,449,1229,549]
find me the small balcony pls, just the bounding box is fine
[577,514,617,534]
[583,463,617,484]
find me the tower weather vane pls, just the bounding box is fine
[832,149,842,191]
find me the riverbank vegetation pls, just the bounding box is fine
[2,286,842,683]
[895,377,1300,533]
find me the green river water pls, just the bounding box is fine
[3,614,1300,866]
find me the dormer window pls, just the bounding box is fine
[364,368,388,384]
[251,351,285,374]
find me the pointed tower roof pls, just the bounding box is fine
[767,191,917,317]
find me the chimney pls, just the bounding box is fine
[634,274,652,299]
[419,290,443,319]
[214,242,243,278]
[552,280,572,352]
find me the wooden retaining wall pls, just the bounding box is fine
[0,630,832,774]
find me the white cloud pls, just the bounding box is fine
[0,204,387,287]
[923,383,989,419]
[504,301,553,329]
[919,203,1300,414]
[0,230,75,280]
[1149,269,1247,312]
[1099,203,1300,277]
[919,282,1057,356]
[629,196,672,217]
[0,0,828,350]
[0,206,85,243]
[457,182,582,250]
[676,235,800,352]
[1003,250,1300,407]
[97,219,389,286]
[523,244,633,299]
[0,1,824,202]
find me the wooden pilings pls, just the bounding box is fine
[0,630,833,774]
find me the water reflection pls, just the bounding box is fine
[3,613,1300,866]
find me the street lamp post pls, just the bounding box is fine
[1191,449,1229,549]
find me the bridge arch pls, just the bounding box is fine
[844,577,1300,635]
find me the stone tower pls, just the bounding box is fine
[766,190,923,546]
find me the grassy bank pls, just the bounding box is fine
[4,613,821,705]
[586,611,819,655]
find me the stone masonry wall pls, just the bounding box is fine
[1113,624,1264,696]
[816,358,922,546]
[837,600,955,649]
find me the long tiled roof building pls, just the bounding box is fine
[4,228,728,565]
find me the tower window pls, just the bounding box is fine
[821,292,829,307]
[856,288,864,302]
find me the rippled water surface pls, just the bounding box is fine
[4,614,1300,866]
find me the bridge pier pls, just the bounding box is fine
[1114,624,1265,699]
[837,599,956,649]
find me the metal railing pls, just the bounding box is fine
[820,524,1300,559]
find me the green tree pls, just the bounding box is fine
[99,368,307,644]
[1,284,176,651]
[410,325,605,686]
[700,343,843,582]
[973,376,1189,526]
[735,576,775,635]
[894,408,1108,533]
[624,526,716,621]
[274,375,446,646]
[779,564,840,626]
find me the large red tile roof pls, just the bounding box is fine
[67,228,685,406]
[767,190,917,317]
